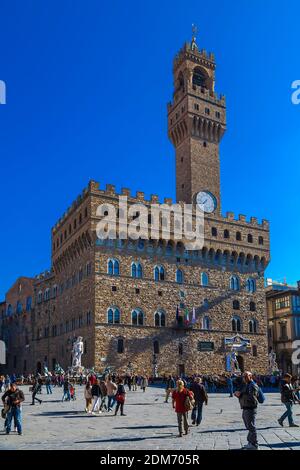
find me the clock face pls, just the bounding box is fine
[196,191,217,213]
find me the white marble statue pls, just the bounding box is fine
[72,336,84,368]
[268,349,279,373]
[230,350,240,373]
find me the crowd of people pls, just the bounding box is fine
[1,370,300,450]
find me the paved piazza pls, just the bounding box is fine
[1,385,300,450]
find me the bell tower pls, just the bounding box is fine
[167,29,226,212]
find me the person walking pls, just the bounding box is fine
[278,373,300,428]
[99,378,108,411]
[31,379,42,405]
[106,376,117,411]
[234,371,260,450]
[91,379,102,414]
[165,375,176,403]
[114,379,126,416]
[227,375,234,397]
[2,382,24,435]
[132,375,137,391]
[62,378,71,402]
[45,375,52,395]
[140,376,148,393]
[172,379,194,437]
[84,382,93,413]
[190,377,208,426]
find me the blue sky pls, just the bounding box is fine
[0,0,299,299]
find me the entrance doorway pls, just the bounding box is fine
[236,355,244,372]
[178,364,185,377]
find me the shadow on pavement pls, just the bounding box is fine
[75,434,175,444]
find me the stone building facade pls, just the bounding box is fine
[266,280,300,375]
[0,36,270,376]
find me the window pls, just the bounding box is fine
[52,325,57,337]
[176,269,183,284]
[117,338,124,354]
[154,310,166,327]
[233,300,240,310]
[16,301,22,314]
[211,227,217,237]
[275,296,290,310]
[215,111,220,119]
[44,289,51,301]
[154,265,165,281]
[86,311,92,325]
[230,276,240,291]
[26,297,32,311]
[247,234,253,243]
[249,319,258,334]
[246,278,256,293]
[224,229,230,239]
[202,316,211,330]
[280,323,287,339]
[153,340,160,354]
[7,304,12,316]
[107,259,120,276]
[132,309,144,326]
[250,301,256,312]
[192,67,207,87]
[86,262,92,276]
[259,236,264,245]
[194,103,199,110]
[131,262,143,279]
[236,232,242,241]
[52,285,58,298]
[205,107,210,115]
[107,307,120,324]
[44,327,49,338]
[84,207,88,218]
[232,316,242,332]
[200,272,209,286]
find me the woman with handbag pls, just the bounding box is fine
[172,380,194,437]
[114,379,126,416]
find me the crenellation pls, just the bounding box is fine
[238,214,246,223]
[121,188,131,197]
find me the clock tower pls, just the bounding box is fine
[167,31,226,213]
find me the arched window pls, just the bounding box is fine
[236,232,242,241]
[117,338,124,354]
[107,259,120,276]
[132,309,144,326]
[233,300,240,310]
[211,227,217,237]
[44,289,50,301]
[37,291,43,303]
[153,340,160,354]
[224,229,230,239]
[107,307,121,324]
[7,304,12,316]
[200,272,209,286]
[176,269,183,284]
[16,301,23,314]
[192,66,207,87]
[258,236,264,245]
[154,310,166,327]
[248,234,253,243]
[131,263,137,278]
[250,301,256,312]
[202,316,211,330]
[26,297,32,311]
[230,276,240,291]
[232,316,242,332]
[137,263,143,279]
[246,278,256,293]
[52,285,58,298]
[154,265,165,281]
[249,319,258,334]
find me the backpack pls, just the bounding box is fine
[257,387,265,404]
[184,391,195,412]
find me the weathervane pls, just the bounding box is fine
[191,24,198,50]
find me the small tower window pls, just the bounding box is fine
[192,67,207,88]
[211,227,217,237]
[236,232,242,241]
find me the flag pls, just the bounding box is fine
[192,307,196,324]
[176,305,180,322]
[184,308,190,325]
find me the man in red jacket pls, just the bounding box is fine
[172,380,194,437]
